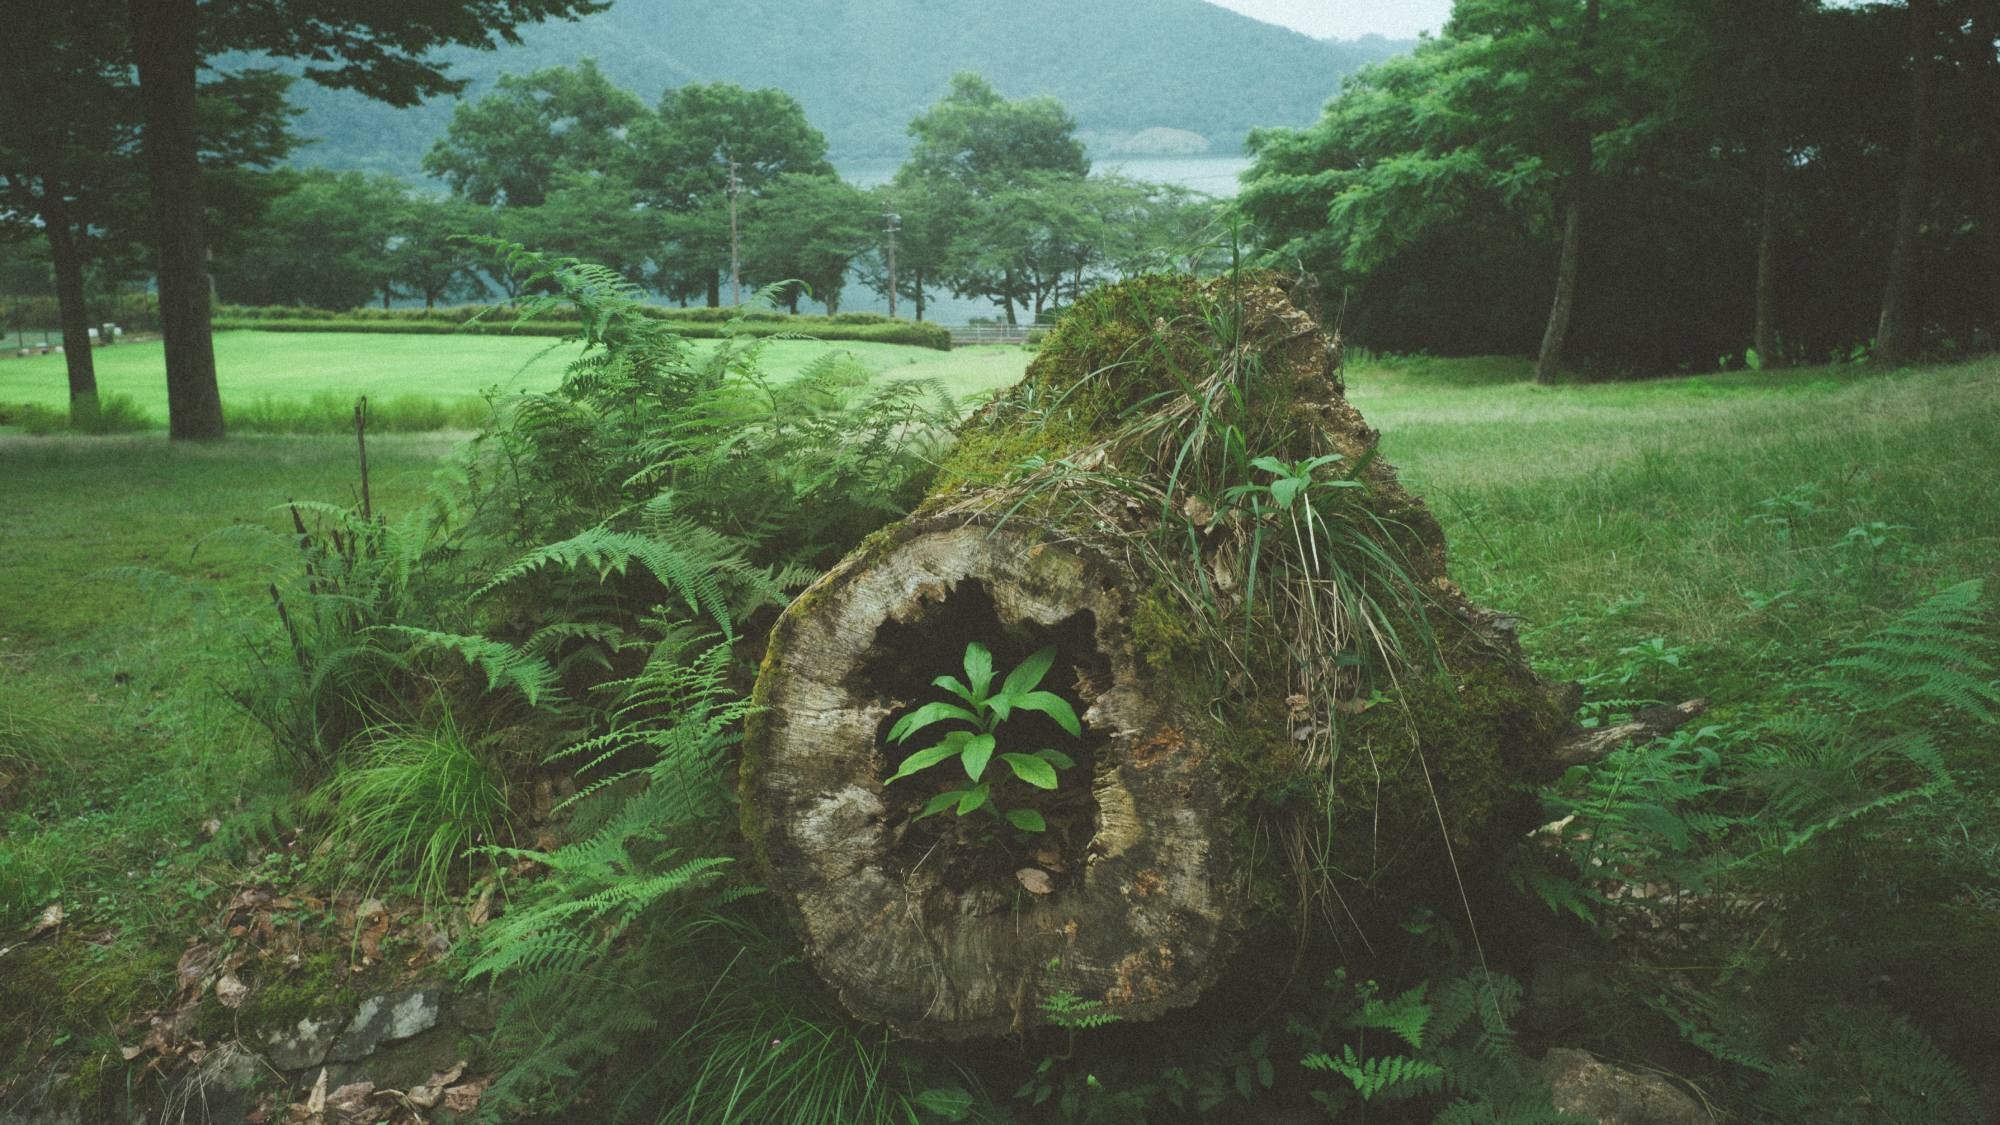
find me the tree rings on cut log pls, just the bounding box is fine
[741,516,1247,1039]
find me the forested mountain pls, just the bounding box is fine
[271,0,1411,175]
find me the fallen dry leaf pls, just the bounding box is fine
[442,1075,492,1115]
[1015,868,1054,895]
[216,972,249,1009]
[30,902,64,936]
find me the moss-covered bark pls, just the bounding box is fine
[741,274,1570,1039]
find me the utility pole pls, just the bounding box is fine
[727,158,743,307]
[883,199,901,319]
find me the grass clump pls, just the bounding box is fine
[307,708,513,904]
[5,393,156,435]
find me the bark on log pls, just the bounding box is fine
[1550,699,1709,769]
[742,274,1574,1039]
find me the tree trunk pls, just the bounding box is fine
[1534,197,1583,384]
[1875,0,1937,367]
[706,273,720,308]
[1753,138,1783,366]
[742,274,1572,1040]
[130,0,223,440]
[914,271,926,322]
[1533,0,1599,386]
[1002,288,1017,327]
[39,190,99,405]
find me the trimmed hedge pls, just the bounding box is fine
[2,292,161,334]
[211,307,952,349]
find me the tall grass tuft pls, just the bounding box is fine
[307,707,512,904]
[10,393,156,435]
[228,392,489,434]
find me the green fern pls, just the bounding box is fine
[1305,1045,1445,1101]
[1815,579,1997,721]
[373,626,555,705]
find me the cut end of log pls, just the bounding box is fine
[743,520,1249,1038]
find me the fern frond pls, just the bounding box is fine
[374,626,556,705]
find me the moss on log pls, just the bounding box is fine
[741,274,1571,1039]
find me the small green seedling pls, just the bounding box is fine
[885,642,1081,832]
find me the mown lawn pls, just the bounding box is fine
[0,332,1030,424]
[3,345,1995,1086]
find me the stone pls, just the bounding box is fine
[1541,1048,1711,1125]
[323,986,442,1064]
[263,1013,342,1071]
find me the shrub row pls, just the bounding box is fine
[1,293,162,334]
[217,303,904,327]
[211,312,952,349]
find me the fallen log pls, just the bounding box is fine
[1551,699,1711,769]
[741,275,1576,1038]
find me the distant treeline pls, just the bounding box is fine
[1239,0,2000,377]
[204,63,1225,326]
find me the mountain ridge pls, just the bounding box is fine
[274,0,1412,179]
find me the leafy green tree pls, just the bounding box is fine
[626,82,835,307]
[741,174,872,314]
[903,73,1089,193]
[389,195,490,309]
[2,3,291,405]
[895,73,1091,323]
[215,169,405,309]
[0,1,134,404]
[423,59,645,208]
[862,179,962,322]
[125,0,606,439]
[508,172,656,287]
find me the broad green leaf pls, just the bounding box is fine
[1270,478,1303,509]
[1251,455,1290,475]
[957,783,991,815]
[1006,808,1047,833]
[1002,752,1059,789]
[886,733,969,784]
[1013,691,1082,736]
[888,700,978,743]
[1035,748,1076,770]
[913,1087,975,1120]
[963,642,995,699]
[1003,646,1059,698]
[962,733,996,781]
[985,693,1013,722]
[933,674,974,702]
[918,789,967,819]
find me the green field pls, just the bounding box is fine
[4,343,1997,1104]
[0,331,1032,423]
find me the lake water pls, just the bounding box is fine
[835,155,1253,197]
[829,155,1253,322]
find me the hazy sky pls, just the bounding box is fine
[1205,0,1452,41]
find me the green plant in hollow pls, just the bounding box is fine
[885,642,1081,832]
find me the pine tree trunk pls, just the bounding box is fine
[1534,197,1583,384]
[1754,139,1783,366]
[1875,0,1936,367]
[1532,0,1599,386]
[130,0,224,440]
[39,190,99,404]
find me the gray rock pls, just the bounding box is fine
[324,986,443,1064]
[262,1013,341,1071]
[1541,1048,1711,1125]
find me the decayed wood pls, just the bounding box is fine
[743,518,1247,1039]
[742,274,1577,1040]
[1550,699,1710,769]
